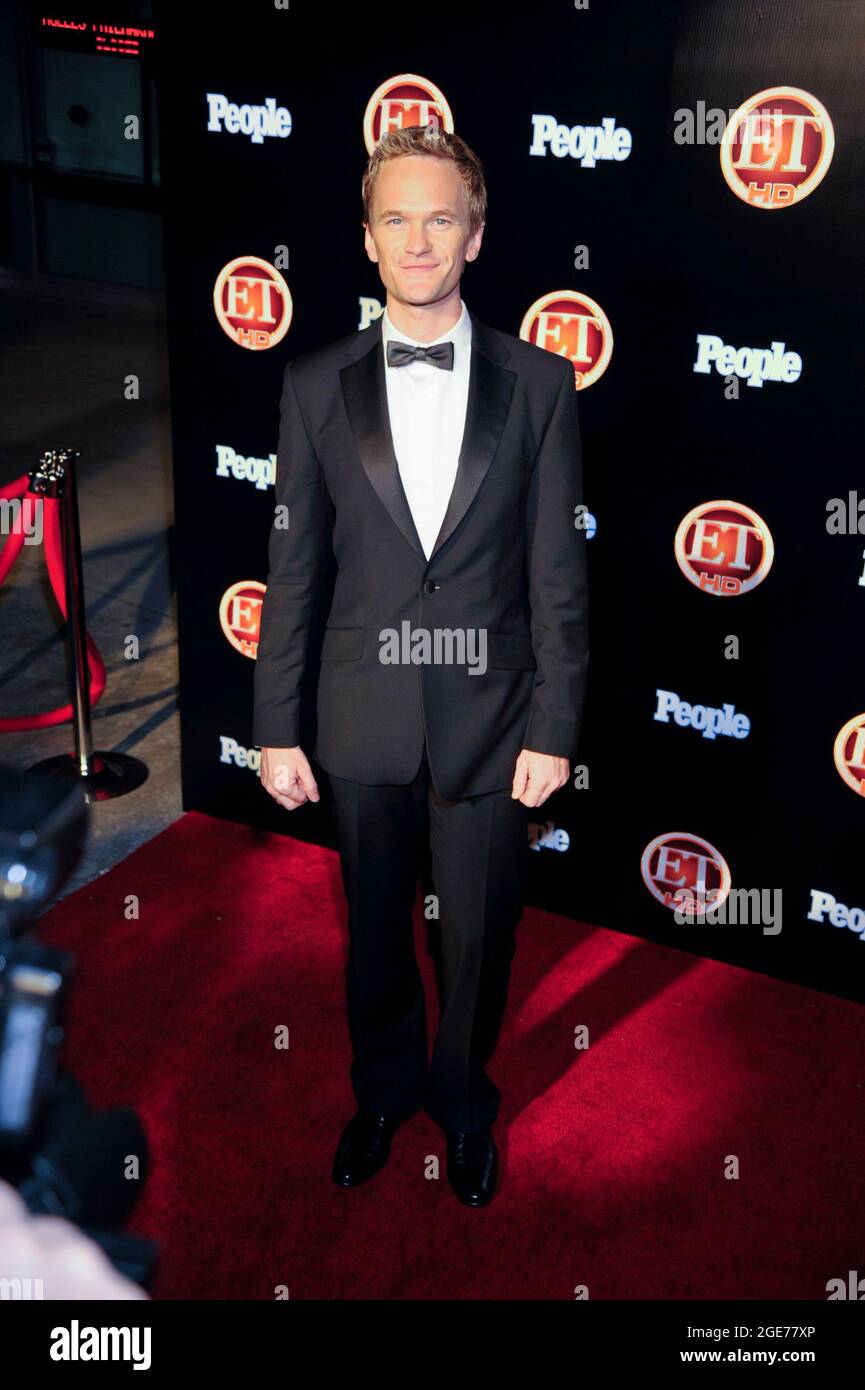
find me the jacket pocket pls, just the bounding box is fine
[486,631,536,670]
[320,626,364,661]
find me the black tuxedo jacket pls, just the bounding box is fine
[252,309,589,800]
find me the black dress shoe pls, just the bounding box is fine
[445,1129,497,1207]
[332,1110,402,1187]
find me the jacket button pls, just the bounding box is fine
[423,579,438,594]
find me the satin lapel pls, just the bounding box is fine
[428,317,516,562]
[339,318,426,561]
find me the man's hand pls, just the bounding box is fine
[260,746,320,810]
[511,750,569,807]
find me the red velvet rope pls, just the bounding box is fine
[0,473,107,730]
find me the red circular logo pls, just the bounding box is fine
[675,500,774,597]
[219,580,266,658]
[213,257,292,351]
[520,290,613,390]
[720,86,834,210]
[641,832,732,915]
[833,714,865,798]
[363,73,454,154]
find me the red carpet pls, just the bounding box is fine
[36,811,864,1300]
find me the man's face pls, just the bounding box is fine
[364,154,483,308]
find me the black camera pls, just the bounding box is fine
[0,763,155,1287]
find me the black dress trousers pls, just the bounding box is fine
[324,743,530,1133]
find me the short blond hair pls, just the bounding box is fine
[362,122,487,237]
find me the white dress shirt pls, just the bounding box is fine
[381,298,472,560]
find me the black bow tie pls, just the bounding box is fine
[387,340,455,371]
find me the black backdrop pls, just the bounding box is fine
[154,0,865,1002]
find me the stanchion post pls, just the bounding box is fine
[28,447,149,802]
[56,448,95,779]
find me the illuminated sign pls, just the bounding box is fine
[833,714,865,797]
[720,86,834,209]
[206,94,292,145]
[219,581,266,659]
[39,15,156,57]
[519,290,613,390]
[641,831,732,915]
[674,500,774,597]
[529,114,632,166]
[693,334,802,388]
[213,257,293,351]
[363,73,454,154]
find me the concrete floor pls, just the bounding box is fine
[0,267,182,909]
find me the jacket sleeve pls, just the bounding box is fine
[521,361,589,760]
[252,361,329,749]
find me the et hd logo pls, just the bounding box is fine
[720,86,834,209]
[213,257,292,350]
[833,713,865,797]
[641,831,732,916]
[520,290,613,390]
[219,580,265,658]
[363,74,453,154]
[675,500,774,597]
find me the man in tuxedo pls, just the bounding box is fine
[253,121,588,1207]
